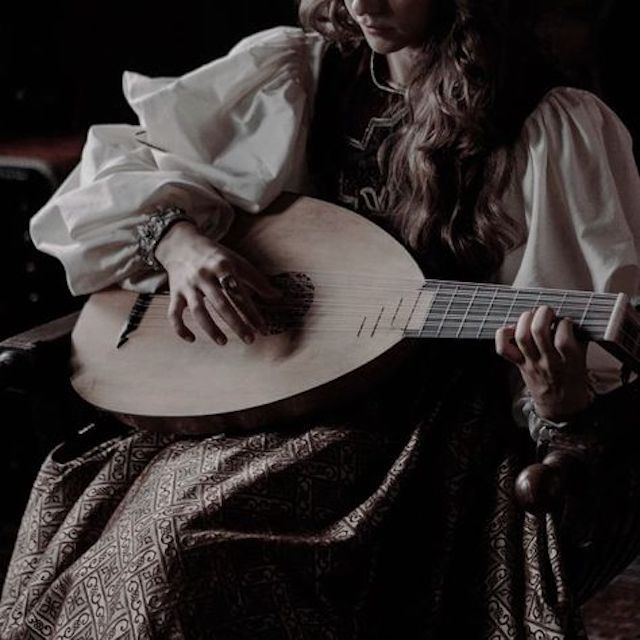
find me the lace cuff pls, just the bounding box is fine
[136,205,194,271]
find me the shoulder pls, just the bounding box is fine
[521,86,634,153]
[503,87,640,295]
[124,26,327,100]
[123,26,328,131]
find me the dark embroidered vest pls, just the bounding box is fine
[308,46,407,241]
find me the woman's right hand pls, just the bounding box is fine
[155,221,280,345]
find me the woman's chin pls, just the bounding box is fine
[364,37,404,55]
[359,28,406,54]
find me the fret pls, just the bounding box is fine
[476,287,499,339]
[578,292,594,327]
[403,289,424,333]
[556,291,568,318]
[533,291,542,312]
[435,285,458,337]
[415,281,619,342]
[456,286,478,338]
[504,289,519,327]
[420,282,440,332]
[417,303,614,322]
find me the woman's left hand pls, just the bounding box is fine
[495,305,592,421]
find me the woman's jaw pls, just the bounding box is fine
[344,0,434,84]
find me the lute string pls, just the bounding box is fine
[132,270,637,344]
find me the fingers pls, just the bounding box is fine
[495,306,571,365]
[211,257,274,337]
[512,310,540,361]
[553,317,586,362]
[221,278,268,336]
[495,305,590,420]
[162,233,279,344]
[495,325,524,365]
[529,306,556,357]
[199,279,256,344]
[235,259,282,300]
[170,275,269,345]
[185,290,229,345]
[168,295,195,343]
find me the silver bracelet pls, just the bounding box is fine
[522,386,596,445]
[136,205,194,271]
[523,399,569,444]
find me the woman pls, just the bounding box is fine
[2,0,640,637]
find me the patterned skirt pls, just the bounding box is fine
[0,346,589,639]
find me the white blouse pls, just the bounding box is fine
[31,27,327,294]
[29,26,640,394]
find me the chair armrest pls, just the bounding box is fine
[0,312,79,390]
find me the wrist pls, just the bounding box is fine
[154,220,200,268]
[136,205,196,271]
[524,386,595,444]
[532,387,594,423]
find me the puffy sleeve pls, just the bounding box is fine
[500,87,640,407]
[29,26,326,295]
[502,87,640,296]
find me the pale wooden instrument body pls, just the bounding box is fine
[71,195,428,432]
[71,195,640,433]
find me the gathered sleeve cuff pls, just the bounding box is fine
[30,124,235,295]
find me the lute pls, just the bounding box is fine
[71,195,640,433]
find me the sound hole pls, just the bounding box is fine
[265,272,314,335]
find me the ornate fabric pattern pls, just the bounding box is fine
[0,350,586,639]
[333,66,405,231]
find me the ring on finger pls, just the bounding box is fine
[219,274,240,295]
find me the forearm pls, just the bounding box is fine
[30,126,234,295]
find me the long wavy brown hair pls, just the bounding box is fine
[300,0,560,280]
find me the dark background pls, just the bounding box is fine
[0,2,299,139]
[0,0,636,142]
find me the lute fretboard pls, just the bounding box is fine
[398,279,639,371]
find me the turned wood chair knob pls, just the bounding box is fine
[515,450,589,515]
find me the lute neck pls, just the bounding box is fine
[407,280,625,342]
